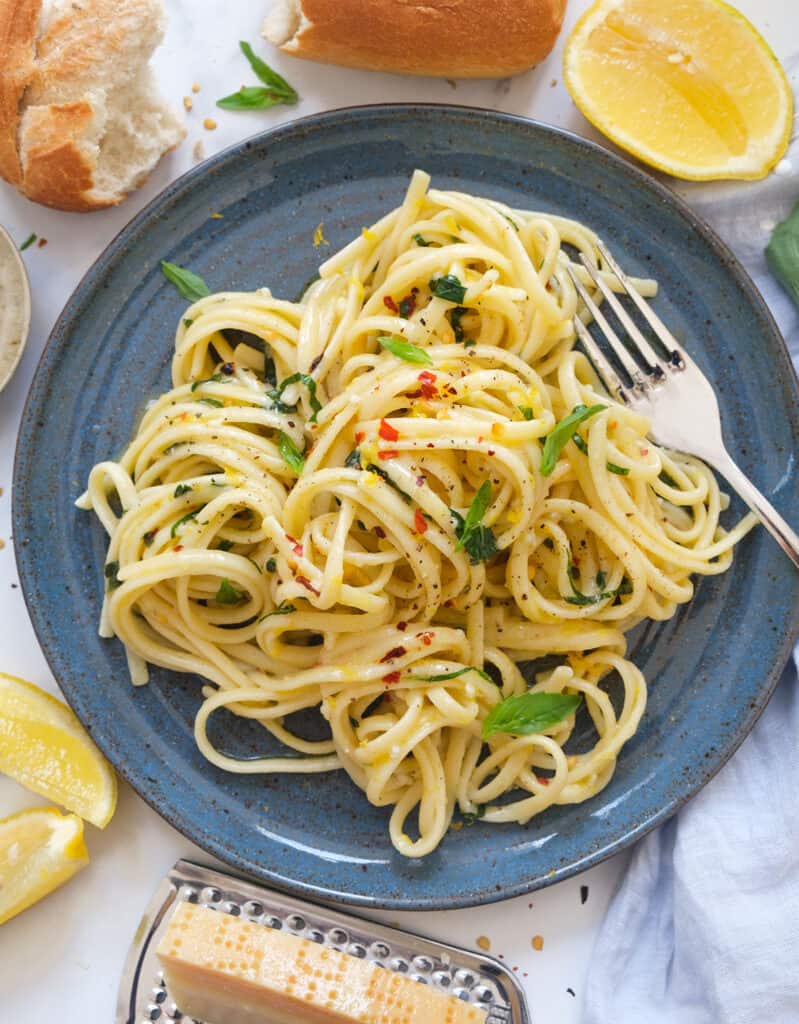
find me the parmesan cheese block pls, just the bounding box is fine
[157,902,487,1024]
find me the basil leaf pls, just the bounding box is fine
[463,525,497,563]
[541,404,606,476]
[19,232,37,252]
[413,233,431,247]
[239,41,298,100]
[216,578,245,605]
[377,334,433,366]
[365,463,412,503]
[411,666,493,683]
[429,273,467,304]
[482,691,583,739]
[170,510,198,538]
[217,86,287,111]
[453,481,492,551]
[448,305,468,342]
[565,560,632,606]
[183,318,194,328]
[269,373,321,420]
[160,261,210,302]
[607,461,630,476]
[104,560,122,590]
[259,600,296,622]
[766,201,799,310]
[277,431,305,475]
[174,484,192,497]
[571,433,589,454]
[518,405,534,421]
[191,373,226,391]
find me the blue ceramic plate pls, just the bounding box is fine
[14,106,799,909]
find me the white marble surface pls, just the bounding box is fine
[0,1,796,1020]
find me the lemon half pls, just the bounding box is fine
[0,672,117,828]
[564,0,792,181]
[0,806,88,925]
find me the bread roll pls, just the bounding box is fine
[263,0,567,79]
[0,0,185,212]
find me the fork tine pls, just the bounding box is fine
[564,263,648,389]
[595,240,686,365]
[579,254,666,377]
[571,314,627,402]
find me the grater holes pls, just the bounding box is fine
[473,985,495,1003]
[200,887,221,904]
[412,954,433,972]
[454,968,477,988]
[372,941,391,959]
[432,969,452,987]
[286,914,305,931]
[241,900,264,918]
[389,956,409,972]
[328,927,348,946]
[307,928,325,944]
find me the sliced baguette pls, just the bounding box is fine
[263,0,567,79]
[0,0,185,212]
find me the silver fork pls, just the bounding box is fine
[563,240,799,570]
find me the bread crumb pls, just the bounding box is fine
[203,118,217,131]
[313,223,330,248]
[183,96,193,111]
[550,78,557,87]
[192,82,201,93]
[209,213,223,220]
[531,935,544,951]
[0,539,5,550]
[37,238,48,247]
[193,140,205,161]
[475,935,490,952]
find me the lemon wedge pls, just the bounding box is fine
[0,672,117,828]
[0,806,88,925]
[563,0,792,180]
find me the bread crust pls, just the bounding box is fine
[0,0,40,186]
[0,0,184,211]
[273,0,567,78]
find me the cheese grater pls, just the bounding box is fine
[116,859,531,1024]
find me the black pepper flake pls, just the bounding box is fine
[221,362,234,375]
[580,885,589,904]
[567,987,576,998]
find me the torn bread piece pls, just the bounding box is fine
[157,901,488,1024]
[0,0,185,211]
[263,0,567,79]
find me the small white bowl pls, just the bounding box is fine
[0,223,32,394]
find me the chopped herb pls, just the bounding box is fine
[580,885,589,905]
[217,41,298,110]
[174,483,193,497]
[429,273,467,304]
[277,431,305,475]
[541,404,606,476]
[170,510,198,538]
[198,397,224,408]
[104,560,122,590]
[365,463,412,502]
[607,461,630,476]
[461,804,486,826]
[217,539,235,551]
[142,530,156,547]
[450,481,497,563]
[19,232,37,251]
[518,405,534,421]
[160,261,210,302]
[482,691,583,739]
[377,334,433,366]
[190,373,226,391]
[448,305,468,342]
[595,570,607,590]
[183,318,194,328]
[269,373,321,420]
[265,557,277,572]
[502,213,520,231]
[413,233,431,247]
[344,449,362,470]
[216,578,245,605]
[259,600,295,621]
[570,432,631,475]
[411,666,492,683]
[565,561,632,605]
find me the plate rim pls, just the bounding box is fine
[13,102,799,909]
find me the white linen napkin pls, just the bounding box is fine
[584,73,799,1024]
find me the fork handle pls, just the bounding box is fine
[712,451,799,570]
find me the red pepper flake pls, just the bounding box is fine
[487,449,495,456]
[37,237,48,248]
[413,508,428,534]
[296,575,320,596]
[477,436,484,443]
[383,670,401,685]
[640,448,649,456]
[381,646,407,663]
[285,534,304,557]
[374,526,386,538]
[417,369,438,400]
[383,295,399,313]
[173,545,183,552]
[379,418,399,442]
[415,475,425,487]
[426,442,435,449]
[355,430,365,443]
[417,630,434,646]
[418,370,437,385]
[535,775,550,786]
[378,449,400,460]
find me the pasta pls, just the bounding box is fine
[78,170,757,857]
